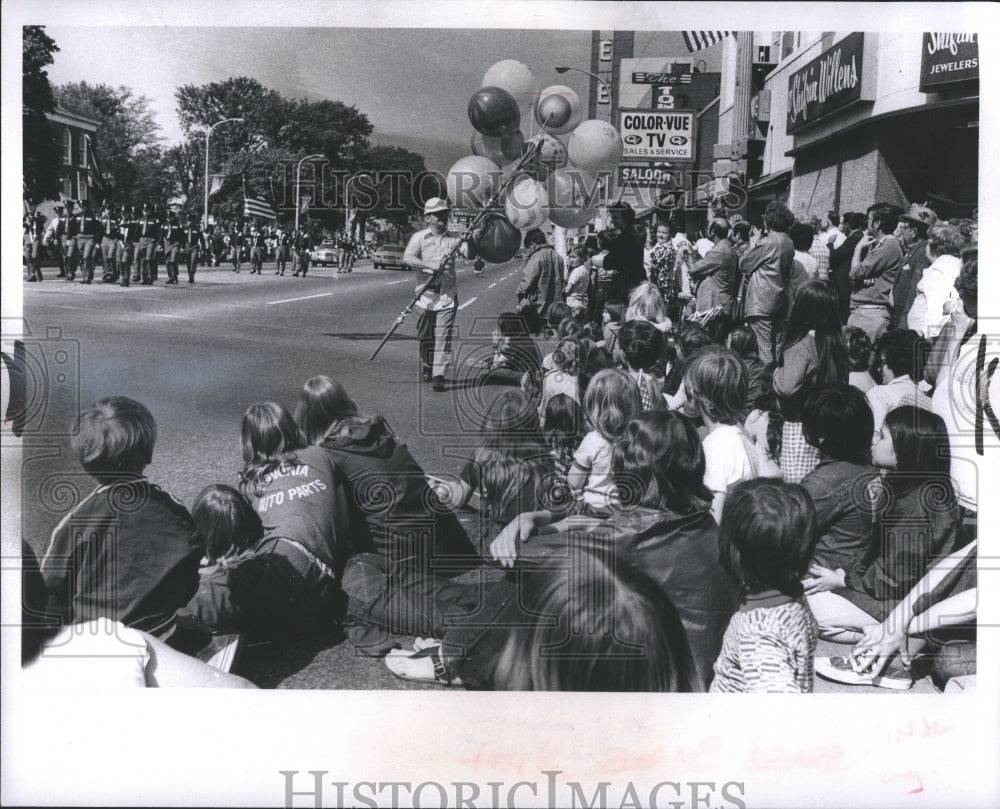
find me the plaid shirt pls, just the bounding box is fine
[808,237,831,279]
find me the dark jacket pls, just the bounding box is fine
[319,417,477,567]
[517,506,738,688]
[892,239,931,327]
[828,229,864,320]
[835,476,961,620]
[605,225,647,298]
[517,245,565,315]
[690,237,739,313]
[41,479,203,635]
[738,231,795,319]
[800,460,881,572]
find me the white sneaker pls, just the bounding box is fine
[815,656,913,690]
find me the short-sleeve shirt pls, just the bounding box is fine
[404,227,464,311]
[702,424,758,494]
[564,264,589,309]
[572,430,617,510]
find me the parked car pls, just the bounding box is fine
[312,241,339,267]
[373,243,407,270]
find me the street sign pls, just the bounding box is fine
[619,109,696,161]
[617,165,684,189]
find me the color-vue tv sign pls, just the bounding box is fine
[787,32,870,133]
[619,110,696,161]
[920,33,979,92]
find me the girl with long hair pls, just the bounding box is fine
[236,401,351,630]
[770,279,849,482]
[294,376,480,655]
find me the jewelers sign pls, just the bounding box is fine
[619,109,696,161]
[919,33,979,91]
[786,32,868,133]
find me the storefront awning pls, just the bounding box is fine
[785,97,978,158]
[746,169,792,193]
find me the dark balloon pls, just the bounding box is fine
[474,213,522,263]
[468,86,521,137]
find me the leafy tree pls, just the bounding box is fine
[54,81,166,208]
[23,26,61,204]
[352,144,431,238]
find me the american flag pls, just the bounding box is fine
[682,31,735,52]
[209,174,225,197]
[244,194,276,221]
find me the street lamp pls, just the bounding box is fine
[294,153,325,232]
[202,117,244,229]
[554,65,612,100]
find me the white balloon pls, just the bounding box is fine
[566,119,623,172]
[483,60,538,113]
[523,133,568,180]
[446,155,501,209]
[504,178,549,229]
[536,85,583,135]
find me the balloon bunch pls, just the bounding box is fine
[448,59,625,264]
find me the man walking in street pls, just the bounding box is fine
[24,207,46,282]
[182,215,205,283]
[136,202,160,285]
[848,203,904,343]
[75,201,103,285]
[515,228,564,318]
[404,197,475,392]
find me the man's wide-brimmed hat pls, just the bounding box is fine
[423,197,450,215]
[899,203,937,230]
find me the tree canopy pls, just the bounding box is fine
[23,26,61,204]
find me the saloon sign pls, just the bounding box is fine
[787,32,867,133]
[920,33,979,91]
[619,110,696,161]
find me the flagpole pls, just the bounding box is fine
[203,117,243,230]
[295,154,324,232]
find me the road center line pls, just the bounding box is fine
[488,282,498,289]
[384,279,408,285]
[145,312,194,319]
[267,292,337,305]
[458,297,478,310]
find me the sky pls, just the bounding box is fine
[41,25,700,175]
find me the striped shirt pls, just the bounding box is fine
[710,592,818,693]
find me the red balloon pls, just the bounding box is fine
[468,86,521,137]
[474,213,521,263]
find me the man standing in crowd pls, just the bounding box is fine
[891,203,936,329]
[75,201,103,285]
[828,212,866,323]
[821,211,846,249]
[848,203,904,343]
[738,200,795,364]
[182,214,205,284]
[807,218,831,279]
[516,228,564,318]
[604,202,646,300]
[689,217,738,317]
[99,204,121,284]
[135,202,160,286]
[404,197,476,393]
[23,207,46,283]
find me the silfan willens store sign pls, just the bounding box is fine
[786,32,875,133]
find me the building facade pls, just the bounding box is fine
[39,105,101,217]
[719,31,979,224]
